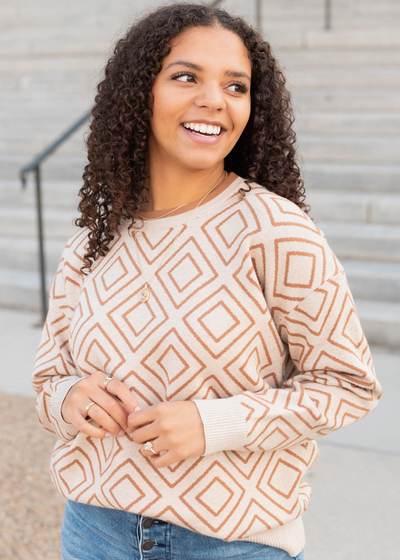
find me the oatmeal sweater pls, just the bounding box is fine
[32,172,382,557]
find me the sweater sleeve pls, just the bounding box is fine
[193,269,382,456]
[32,233,86,442]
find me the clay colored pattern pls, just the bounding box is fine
[32,173,382,558]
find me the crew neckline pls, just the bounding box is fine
[138,171,239,221]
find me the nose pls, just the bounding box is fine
[194,82,226,112]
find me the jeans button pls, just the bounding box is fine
[142,517,154,528]
[142,540,155,551]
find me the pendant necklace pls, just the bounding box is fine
[133,170,228,304]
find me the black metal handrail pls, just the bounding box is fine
[19,110,91,323]
[19,0,332,323]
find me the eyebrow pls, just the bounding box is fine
[164,60,251,81]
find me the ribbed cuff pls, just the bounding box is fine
[192,396,248,456]
[50,376,83,441]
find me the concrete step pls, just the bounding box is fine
[303,162,400,193]
[1,131,86,155]
[266,26,400,50]
[279,48,400,68]
[297,135,400,164]
[292,89,400,111]
[0,93,89,112]
[0,180,80,208]
[307,190,400,225]
[0,26,121,56]
[0,206,79,239]
[0,235,68,273]
[0,268,56,312]
[317,221,400,262]
[342,260,400,303]
[0,56,102,75]
[0,154,87,181]
[287,68,400,90]
[294,111,400,136]
[355,299,400,350]
[305,27,400,49]
[0,73,96,94]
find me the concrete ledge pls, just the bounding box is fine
[342,260,400,302]
[317,221,400,261]
[303,162,400,192]
[355,299,400,349]
[307,190,400,225]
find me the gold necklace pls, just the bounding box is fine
[139,171,228,221]
[133,170,227,303]
[141,203,188,220]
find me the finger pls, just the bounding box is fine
[91,387,130,431]
[140,437,163,458]
[86,403,125,436]
[148,449,175,468]
[127,405,158,433]
[72,413,111,439]
[104,377,140,414]
[131,423,159,445]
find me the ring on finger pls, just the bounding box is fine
[85,401,96,415]
[144,440,158,455]
[103,375,114,391]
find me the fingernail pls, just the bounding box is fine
[105,432,112,438]
[126,427,133,434]
[118,429,125,437]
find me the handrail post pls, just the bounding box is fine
[255,0,262,31]
[325,0,332,30]
[34,165,48,323]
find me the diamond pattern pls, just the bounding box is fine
[32,178,381,547]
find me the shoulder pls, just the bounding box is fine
[237,179,344,293]
[236,179,330,246]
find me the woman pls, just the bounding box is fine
[32,3,382,560]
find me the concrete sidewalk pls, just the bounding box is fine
[1,307,399,559]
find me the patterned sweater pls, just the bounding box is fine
[32,172,382,557]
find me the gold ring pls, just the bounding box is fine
[85,401,96,414]
[103,375,114,391]
[144,441,158,455]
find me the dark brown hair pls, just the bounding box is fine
[76,2,308,273]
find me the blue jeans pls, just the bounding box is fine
[61,500,305,560]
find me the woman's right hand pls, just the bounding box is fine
[61,371,140,439]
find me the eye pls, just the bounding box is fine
[171,71,196,83]
[227,82,249,94]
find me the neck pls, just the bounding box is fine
[140,159,225,212]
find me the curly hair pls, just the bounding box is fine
[76,2,308,273]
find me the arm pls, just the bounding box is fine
[32,232,141,442]
[32,245,83,442]
[193,270,382,456]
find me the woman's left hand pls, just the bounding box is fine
[127,401,206,467]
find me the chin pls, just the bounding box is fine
[181,155,225,170]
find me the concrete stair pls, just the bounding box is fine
[1,0,400,349]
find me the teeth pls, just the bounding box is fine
[183,122,222,136]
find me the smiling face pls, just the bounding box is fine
[148,25,252,173]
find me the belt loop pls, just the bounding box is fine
[137,514,144,560]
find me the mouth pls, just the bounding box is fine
[180,122,225,138]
